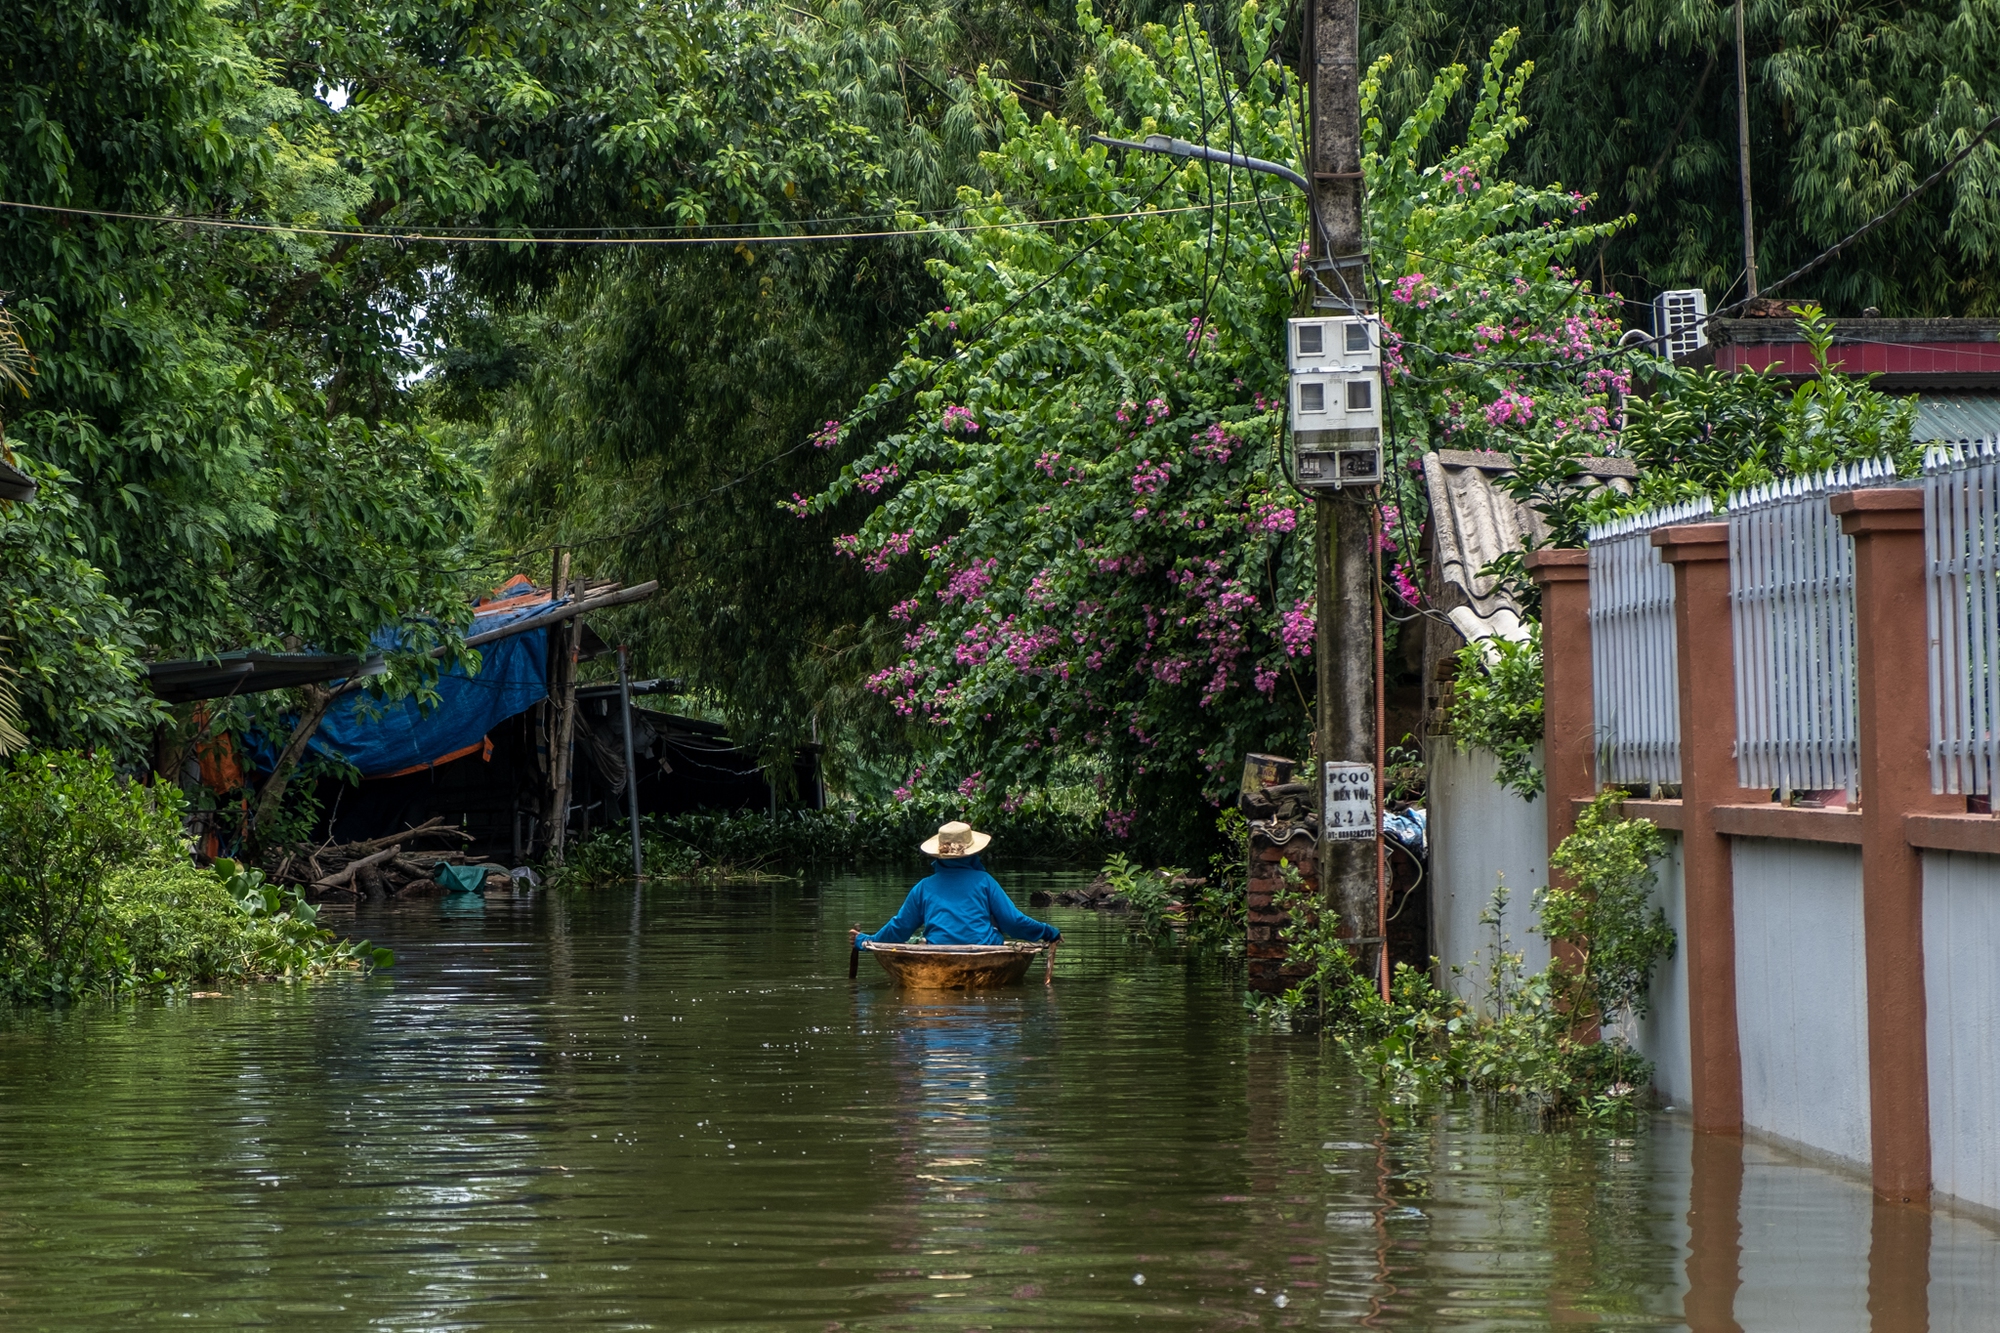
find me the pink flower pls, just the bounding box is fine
[1131,459,1172,497]
[941,404,981,434]
[1484,387,1535,428]
[1392,272,1427,304]
[1104,809,1136,838]
[1281,598,1316,658]
[1254,664,1278,694]
[1191,423,1234,464]
[857,463,899,494]
[810,420,841,450]
[1252,497,1298,533]
[780,492,810,518]
[939,558,998,604]
[958,771,983,798]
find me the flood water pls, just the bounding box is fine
[2,869,1998,1329]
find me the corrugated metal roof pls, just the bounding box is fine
[1915,394,2000,444]
[1424,450,1634,645]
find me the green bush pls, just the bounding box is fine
[103,863,252,982]
[0,750,386,998]
[1096,808,1250,958]
[1445,625,1545,799]
[0,750,184,996]
[1254,794,1674,1123]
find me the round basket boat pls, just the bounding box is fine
[860,941,1046,990]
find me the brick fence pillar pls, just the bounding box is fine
[1834,486,1957,1207]
[1654,521,1756,1135]
[1246,830,1318,994]
[1525,549,1594,862]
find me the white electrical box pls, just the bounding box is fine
[1289,314,1380,372]
[1290,369,1383,488]
[1653,289,1707,360]
[1293,438,1383,488]
[1289,370,1381,429]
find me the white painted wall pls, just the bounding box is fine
[1923,849,2000,1217]
[1731,838,1872,1170]
[1427,743,1550,1008]
[1610,833,1691,1107]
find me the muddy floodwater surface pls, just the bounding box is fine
[2,870,1998,1329]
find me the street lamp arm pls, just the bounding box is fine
[1089,133,1310,195]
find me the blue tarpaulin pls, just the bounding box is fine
[251,583,563,779]
[309,626,548,777]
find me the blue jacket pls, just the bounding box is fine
[856,856,1061,947]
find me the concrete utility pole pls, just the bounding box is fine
[1305,0,1378,944]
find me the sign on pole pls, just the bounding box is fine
[1321,761,1377,842]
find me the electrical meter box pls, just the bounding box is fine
[1288,315,1380,372]
[1290,369,1383,489]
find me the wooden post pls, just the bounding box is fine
[618,644,643,879]
[1833,487,1956,1207]
[545,550,581,865]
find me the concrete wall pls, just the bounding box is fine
[1731,838,1872,1170]
[1923,849,2000,1217]
[1614,834,1691,1107]
[1426,743,1549,1007]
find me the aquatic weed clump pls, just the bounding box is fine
[547,796,1118,890]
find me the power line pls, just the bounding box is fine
[1711,110,2000,319]
[0,195,1265,248]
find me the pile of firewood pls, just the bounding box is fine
[263,818,516,896]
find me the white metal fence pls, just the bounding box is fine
[1925,440,2000,795]
[1729,458,1897,798]
[1587,497,1714,786]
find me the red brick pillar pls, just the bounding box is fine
[1833,487,1956,1207]
[1654,522,1755,1134]
[1246,831,1317,994]
[1525,549,1593,860]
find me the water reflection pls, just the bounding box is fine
[0,872,1993,1329]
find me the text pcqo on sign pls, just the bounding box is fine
[1321,761,1377,842]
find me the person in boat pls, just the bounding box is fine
[849,821,1062,950]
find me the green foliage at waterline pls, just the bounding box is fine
[0,752,387,1001]
[1254,793,1674,1121]
[547,795,1119,891]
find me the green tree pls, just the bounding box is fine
[808,17,1642,851]
[1362,0,2000,315]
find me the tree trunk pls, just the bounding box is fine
[251,684,336,838]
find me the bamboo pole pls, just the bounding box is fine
[545,551,579,865]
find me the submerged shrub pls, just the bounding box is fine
[0,750,387,998]
[0,751,184,996]
[1255,794,1674,1122]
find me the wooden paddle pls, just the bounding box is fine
[848,924,861,979]
[1045,938,1058,985]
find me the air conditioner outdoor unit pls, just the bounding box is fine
[1288,315,1380,373]
[1653,289,1708,360]
[1290,370,1382,489]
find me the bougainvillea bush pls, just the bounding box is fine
[809,7,1649,852]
